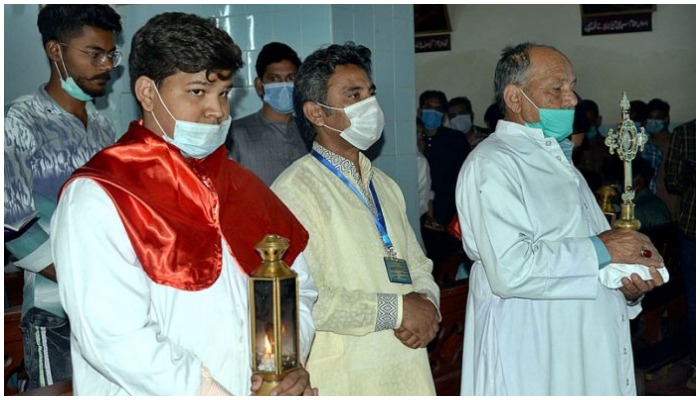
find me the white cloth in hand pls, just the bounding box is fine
[598,263,669,289]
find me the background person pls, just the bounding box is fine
[4,4,122,390]
[226,42,309,186]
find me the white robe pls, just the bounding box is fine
[51,178,317,395]
[456,120,640,395]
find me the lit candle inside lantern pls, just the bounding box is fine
[249,235,301,395]
[258,334,275,372]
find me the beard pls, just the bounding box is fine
[75,73,111,97]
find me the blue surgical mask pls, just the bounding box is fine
[151,80,231,159]
[520,89,574,142]
[421,109,443,130]
[263,82,294,114]
[55,47,94,102]
[645,119,664,135]
[450,114,472,133]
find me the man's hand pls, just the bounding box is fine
[620,268,664,301]
[394,327,423,349]
[250,368,318,396]
[598,229,664,268]
[395,292,439,348]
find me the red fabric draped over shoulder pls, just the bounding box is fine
[61,121,308,291]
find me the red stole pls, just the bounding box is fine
[61,121,308,291]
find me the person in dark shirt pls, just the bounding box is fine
[417,90,470,265]
[664,119,696,389]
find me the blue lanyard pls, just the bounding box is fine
[311,150,396,256]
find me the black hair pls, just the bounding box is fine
[255,42,301,79]
[579,99,600,119]
[37,5,122,45]
[647,98,670,118]
[129,12,243,95]
[448,96,473,114]
[629,100,647,123]
[483,102,503,131]
[418,90,448,110]
[293,42,372,141]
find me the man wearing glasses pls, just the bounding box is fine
[4,5,122,391]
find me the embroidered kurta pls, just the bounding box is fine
[457,120,641,395]
[271,143,438,395]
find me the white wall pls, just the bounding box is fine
[4,4,422,233]
[416,4,696,130]
[4,5,52,106]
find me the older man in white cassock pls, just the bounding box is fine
[456,42,666,396]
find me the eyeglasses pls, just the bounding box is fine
[59,43,122,67]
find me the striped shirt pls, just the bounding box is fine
[4,85,116,316]
[664,120,696,237]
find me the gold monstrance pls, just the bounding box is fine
[604,92,648,230]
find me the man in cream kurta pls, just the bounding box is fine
[456,43,666,395]
[272,42,440,395]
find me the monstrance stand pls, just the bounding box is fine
[604,92,648,230]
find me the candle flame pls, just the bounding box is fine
[264,334,272,354]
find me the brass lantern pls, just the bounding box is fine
[249,235,300,395]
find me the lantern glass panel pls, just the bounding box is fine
[279,278,298,370]
[253,280,275,372]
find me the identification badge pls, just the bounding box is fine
[384,257,412,284]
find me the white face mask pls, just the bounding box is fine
[151,80,231,159]
[317,96,385,150]
[450,114,472,133]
